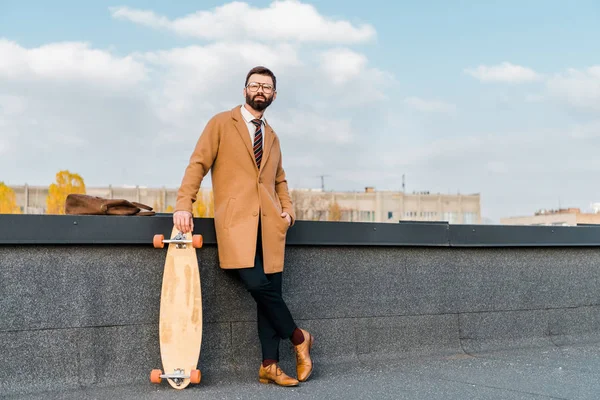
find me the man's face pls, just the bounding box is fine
[244,73,277,111]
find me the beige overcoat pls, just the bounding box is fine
[175,105,296,273]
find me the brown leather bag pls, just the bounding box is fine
[65,194,156,216]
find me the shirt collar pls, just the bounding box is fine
[240,104,266,125]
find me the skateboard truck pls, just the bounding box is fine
[153,231,203,249]
[150,368,201,385]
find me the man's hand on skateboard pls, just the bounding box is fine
[174,211,194,233]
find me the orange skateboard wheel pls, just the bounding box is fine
[153,234,165,249]
[190,369,201,384]
[192,234,203,249]
[150,369,162,384]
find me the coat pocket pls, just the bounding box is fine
[225,198,236,228]
[277,211,291,231]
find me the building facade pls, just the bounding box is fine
[291,187,480,223]
[500,207,600,226]
[8,184,481,224]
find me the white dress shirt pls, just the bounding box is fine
[240,105,266,143]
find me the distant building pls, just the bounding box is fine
[291,187,480,224]
[9,184,481,224]
[500,207,600,226]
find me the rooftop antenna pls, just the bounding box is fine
[317,174,330,191]
[402,174,405,192]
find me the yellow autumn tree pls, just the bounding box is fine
[0,182,21,214]
[328,199,342,221]
[46,170,86,214]
[192,190,216,218]
[165,205,174,213]
[192,191,207,218]
[207,190,215,217]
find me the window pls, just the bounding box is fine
[388,211,393,219]
[464,212,477,224]
[421,211,437,220]
[360,210,375,221]
[444,212,459,223]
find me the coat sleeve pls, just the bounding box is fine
[175,117,220,214]
[275,147,296,226]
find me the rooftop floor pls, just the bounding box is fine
[8,342,599,400]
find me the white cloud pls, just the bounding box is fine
[314,47,392,108]
[0,39,146,87]
[141,42,300,73]
[0,40,159,183]
[546,66,600,112]
[139,41,301,132]
[319,48,368,85]
[109,7,170,28]
[465,62,541,83]
[0,2,388,188]
[0,95,26,156]
[465,62,600,112]
[403,96,456,114]
[268,109,354,144]
[110,1,376,44]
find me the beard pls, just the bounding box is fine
[246,92,273,111]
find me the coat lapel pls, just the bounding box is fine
[231,106,259,173]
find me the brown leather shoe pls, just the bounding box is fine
[258,363,299,387]
[294,328,314,382]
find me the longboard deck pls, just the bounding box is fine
[156,226,203,389]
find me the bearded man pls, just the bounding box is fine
[173,66,314,387]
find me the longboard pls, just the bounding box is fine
[150,226,203,389]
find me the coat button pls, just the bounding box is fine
[258,177,263,183]
[253,211,258,216]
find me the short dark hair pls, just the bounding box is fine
[245,66,276,90]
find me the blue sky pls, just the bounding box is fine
[1,1,599,222]
[3,1,599,69]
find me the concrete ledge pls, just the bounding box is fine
[4,214,600,246]
[2,216,600,396]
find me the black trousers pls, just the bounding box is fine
[237,221,297,361]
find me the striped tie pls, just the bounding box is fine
[251,119,263,169]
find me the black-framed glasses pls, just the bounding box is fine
[246,82,274,94]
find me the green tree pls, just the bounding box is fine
[0,182,21,214]
[46,170,86,214]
